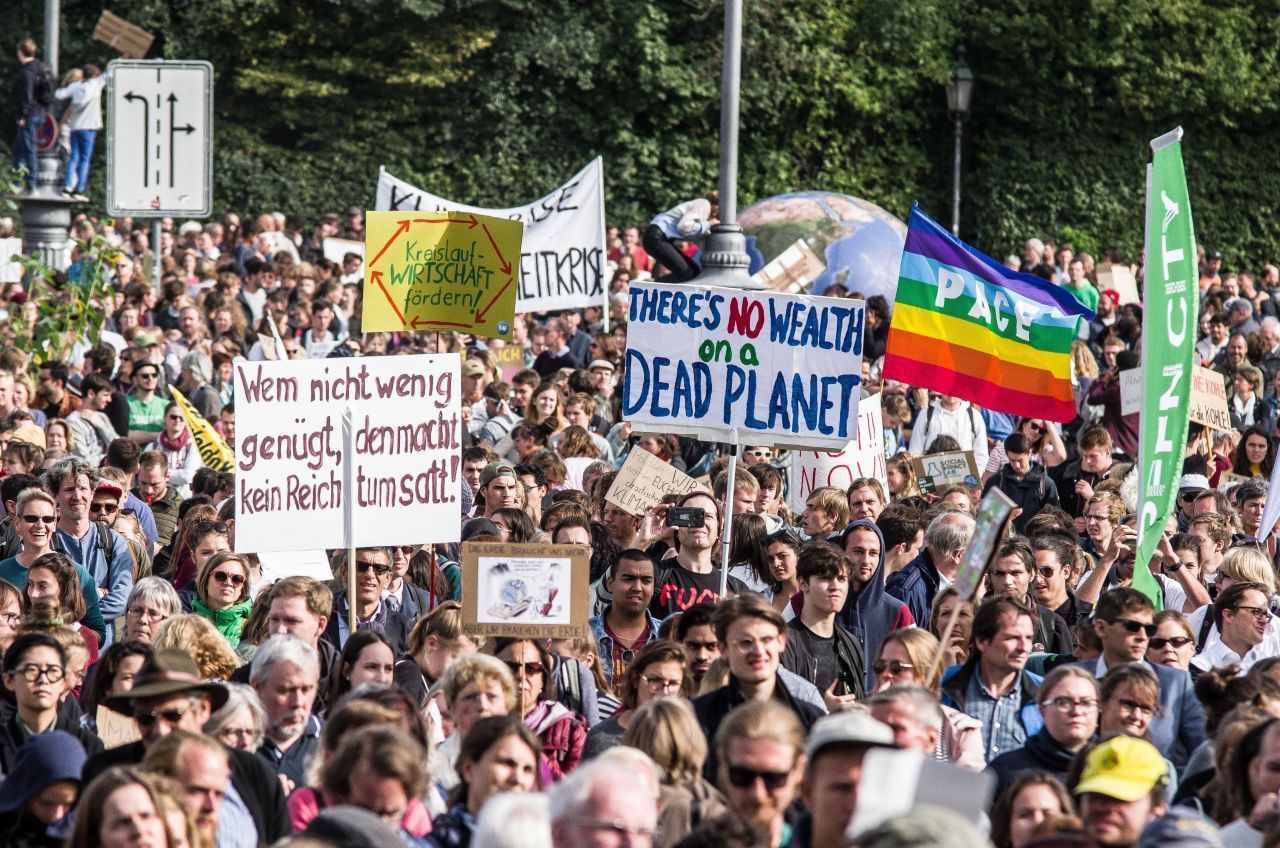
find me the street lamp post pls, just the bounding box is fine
[946,47,974,237]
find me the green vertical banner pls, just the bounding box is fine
[1135,128,1198,612]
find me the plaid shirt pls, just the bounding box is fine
[965,669,1028,762]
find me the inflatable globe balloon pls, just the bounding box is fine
[739,191,907,304]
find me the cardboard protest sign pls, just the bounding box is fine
[1188,366,1232,430]
[953,486,1016,601]
[92,10,154,58]
[1097,263,1141,305]
[847,749,994,840]
[376,159,606,314]
[361,210,523,339]
[461,543,590,638]
[788,396,886,514]
[751,239,826,294]
[912,451,979,493]
[170,386,234,473]
[489,344,527,383]
[233,354,462,552]
[622,282,865,450]
[323,237,364,264]
[606,446,700,516]
[97,706,141,748]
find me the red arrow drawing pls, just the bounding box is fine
[411,316,473,330]
[371,271,406,325]
[479,222,512,276]
[369,220,411,267]
[475,276,514,324]
[412,213,479,229]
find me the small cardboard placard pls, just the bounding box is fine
[912,451,979,493]
[954,487,1017,601]
[1096,263,1141,305]
[605,446,700,516]
[750,239,826,294]
[97,705,142,748]
[1120,365,1231,430]
[489,345,527,383]
[461,543,590,638]
[92,10,155,59]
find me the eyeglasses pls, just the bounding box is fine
[504,660,544,678]
[1149,635,1193,650]
[1026,422,1046,433]
[193,521,229,535]
[395,545,417,555]
[1083,514,1111,523]
[726,765,792,790]
[1033,566,1059,579]
[166,414,185,422]
[1113,698,1156,718]
[135,371,158,380]
[12,664,63,683]
[127,606,166,622]
[745,449,773,458]
[1041,697,1099,714]
[1232,605,1272,622]
[90,502,119,515]
[20,515,55,525]
[133,706,188,727]
[873,659,914,676]
[0,612,19,626]
[639,674,683,693]
[211,570,245,587]
[1108,618,1157,638]
[218,727,257,742]
[355,560,391,576]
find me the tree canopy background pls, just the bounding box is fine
[8,0,1280,266]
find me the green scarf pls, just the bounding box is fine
[192,597,252,648]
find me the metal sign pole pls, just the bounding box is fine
[718,429,740,599]
[343,405,357,632]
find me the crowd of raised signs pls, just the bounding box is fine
[0,208,1277,848]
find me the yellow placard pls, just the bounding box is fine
[169,386,235,473]
[362,210,523,339]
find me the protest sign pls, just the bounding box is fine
[912,451,979,493]
[233,354,461,552]
[1188,366,1231,430]
[788,396,886,514]
[361,210,523,339]
[622,282,865,451]
[256,550,333,587]
[847,749,994,840]
[606,446,700,516]
[460,542,589,638]
[97,706,142,748]
[751,239,826,294]
[953,487,1016,601]
[1259,457,1280,542]
[375,159,606,314]
[170,386,234,473]
[92,10,154,58]
[489,344,527,383]
[1097,263,1141,305]
[323,237,364,264]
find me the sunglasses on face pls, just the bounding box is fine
[20,515,55,525]
[211,570,245,586]
[504,660,544,678]
[873,659,914,675]
[90,502,119,515]
[133,706,187,727]
[726,765,791,790]
[135,371,158,380]
[355,560,390,577]
[1109,618,1157,638]
[1149,635,1193,650]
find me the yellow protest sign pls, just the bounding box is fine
[169,387,234,473]
[362,210,523,338]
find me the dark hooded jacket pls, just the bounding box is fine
[834,519,914,692]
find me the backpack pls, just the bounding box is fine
[922,403,981,451]
[33,61,55,109]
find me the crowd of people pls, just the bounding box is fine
[10,42,1280,843]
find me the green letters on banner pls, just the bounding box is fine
[1134,128,1198,611]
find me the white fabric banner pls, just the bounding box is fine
[375,159,606,314]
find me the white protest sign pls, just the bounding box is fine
[255,550,333,586]
[233,354,461,552]
[912,451,980,493]
[1097,263,1141,305]
[322,237,364,264]
[788,396,885,514]
[847,748,994,840]
[1123,364,1230,430]
[622,282,865,450]
[375,158,605,314]
[606,446,700,516]
[1120,368,1141,416]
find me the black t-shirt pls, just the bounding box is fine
[651,565,723,619]
[790,622,842,694]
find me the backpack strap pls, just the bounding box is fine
[1196,611,1214,652]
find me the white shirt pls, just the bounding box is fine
[1187,604,1280,672]
[907,400,989,470]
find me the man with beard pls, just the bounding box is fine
[251,634,321,791]
[838,519,912,693]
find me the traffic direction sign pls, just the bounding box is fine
[106,60,213,217]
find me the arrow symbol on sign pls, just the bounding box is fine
[167,94,196,188]
[475,276,514,324]
[411,214,479,229]
[370,220,411,267]
[123,91,150,187]
[371,271,407,326]
[479,221,512,276]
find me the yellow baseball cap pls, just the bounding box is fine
[1075,737,1168,802]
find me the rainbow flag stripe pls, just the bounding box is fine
[882,206,1096,423]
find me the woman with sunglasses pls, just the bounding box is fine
[170,513,230,592]
[582,640,690,760]
[982,417,1067,483]
[145,402,206,495]
[1146,610,1197,670]
[0,489,107,643]
[190,552,252,647]
[871,627,984,770]
[488,637,587,779]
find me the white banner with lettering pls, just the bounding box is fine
[375,158,605,314]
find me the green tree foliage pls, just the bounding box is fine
[7,0,1280,264]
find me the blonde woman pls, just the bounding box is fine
[1184,545,1280,663]
[152,614,242,680]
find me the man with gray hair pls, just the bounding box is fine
[548,755,659,848]
[251,633,322,791]
[868,684,944,755]
[885,511,976,626]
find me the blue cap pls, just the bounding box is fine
[0,731,87,812]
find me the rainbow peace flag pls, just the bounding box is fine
[882,206,1095,423]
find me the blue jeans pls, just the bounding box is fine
[12,116,39,190]
[65,129,97,193]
